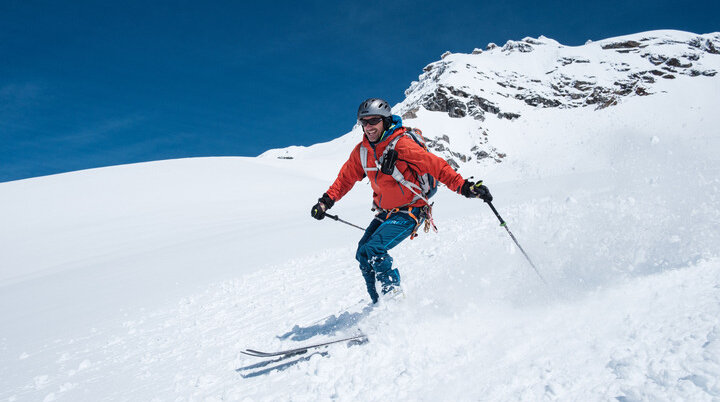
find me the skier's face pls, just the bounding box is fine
[360,116,384,142]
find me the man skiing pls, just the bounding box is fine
[311,98,492,303]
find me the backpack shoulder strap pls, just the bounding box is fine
[358,144,377,174]
[359,131,430,207]
[388,132,429,205]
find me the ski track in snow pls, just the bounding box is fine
[4,206,720,401]
[3,148,720,400]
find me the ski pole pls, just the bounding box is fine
[485,200,548,286]
[325,213,365,231]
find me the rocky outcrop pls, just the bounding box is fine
[689,36,720,54]
[422,130,505,169]
[417,85,519,121]
[602,40,646,51]
[395,31,720,167]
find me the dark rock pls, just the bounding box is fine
[522,37,544,45]
[602,40,643,49]
[445,86,471,98]
[450,150,468,163]
[662,74,676,79]
[476,150,489,158]
[630,72,654,84]
[471,147,490,160]
[666,58,692,68]
[469,96,500,114]
[640,75,655,83]
[635,87,650,96]
[402,108,419,120]
[616,63,631,72]
[421,87,466,117]
[446,98,467,118]
[518,94,562,108]
[705,40,719,54]
[465,106,485,121]
[424,134,449,152]
[419,85,514,120]
[585,87,615,107]
[573,80,595,91]
[613,84,633,96]
[502,40,534,52]
[498,112,521,120]
[689,37,720,54]
[702,70,717,77]
[597,98,618,109]
[646,54,668,65]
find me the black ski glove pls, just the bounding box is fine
[460,180,493,202]
[311,193,335,220]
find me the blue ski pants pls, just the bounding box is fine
[355,207,423,303]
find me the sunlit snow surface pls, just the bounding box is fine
[1,30,719,400]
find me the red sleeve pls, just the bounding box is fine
[395,137,466,192]
[325,143,366,202]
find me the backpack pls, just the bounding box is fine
[359,128,438,207]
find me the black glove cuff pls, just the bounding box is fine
[459,180,473,198]
[319,193,334,209]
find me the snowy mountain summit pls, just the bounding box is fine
[404,30,719,116]
[264,30,720,170]
[399,30,720,167]
[2,30,720,401]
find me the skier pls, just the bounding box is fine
[311,98,492,303]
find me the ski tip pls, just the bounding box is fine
[240,349,270,357]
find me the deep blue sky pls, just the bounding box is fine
[1,0,717,182]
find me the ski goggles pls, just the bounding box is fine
[359,117,383,127]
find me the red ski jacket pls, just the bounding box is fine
[326,125,466,210]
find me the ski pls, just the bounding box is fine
[241,333,368,358]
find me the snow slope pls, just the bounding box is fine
[2,30,720,401]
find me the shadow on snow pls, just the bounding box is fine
[276,304,373,342]
[236,304,373,378]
